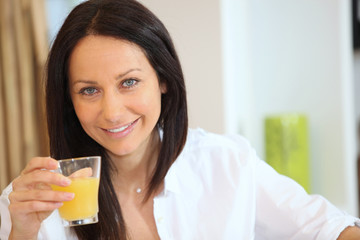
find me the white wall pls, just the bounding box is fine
[46,0,82,43]
[355,51,360,135]
[140,0,225,134]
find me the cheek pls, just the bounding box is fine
[73,101,98,127]
[132,91,162,118]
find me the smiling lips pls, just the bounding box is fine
[105,119,138,134]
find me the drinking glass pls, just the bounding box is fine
[51,156,101,227]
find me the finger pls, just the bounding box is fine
[34,182,52,190]
[12,178,52,192]
[21,157,58,175]
[9,200,63,216]
[12,170,71,191]
[9,189,74,203]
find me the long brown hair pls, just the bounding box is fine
[46,0,188,239]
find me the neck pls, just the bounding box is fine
[108,129,161,195]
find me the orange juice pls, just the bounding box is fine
[52,177,100,221]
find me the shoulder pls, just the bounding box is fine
[184,128,254,157]
[165,128,259,205]
[177,128,257,169]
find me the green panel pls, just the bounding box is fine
[265,114,311,193]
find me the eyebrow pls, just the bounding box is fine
[116,68,141,80]
[72,68,142,86]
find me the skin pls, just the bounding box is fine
[337,226,360,240]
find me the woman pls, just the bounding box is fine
[1,0,360,239]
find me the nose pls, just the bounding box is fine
[101,91,125,123]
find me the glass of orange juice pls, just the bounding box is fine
[51,156,101,227]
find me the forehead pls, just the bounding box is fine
[68,35,153,78]
[70,35,145,61]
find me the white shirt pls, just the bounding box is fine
[1,128,359,239]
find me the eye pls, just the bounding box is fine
[122,79,138,88]
[79,87,99,96]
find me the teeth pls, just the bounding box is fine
[107,122,132,133]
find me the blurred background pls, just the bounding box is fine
[1,0,360,218]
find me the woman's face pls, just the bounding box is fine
[68,35,165,158]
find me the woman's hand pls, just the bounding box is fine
[8,157,74,240]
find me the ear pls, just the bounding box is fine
[160,82,167,94]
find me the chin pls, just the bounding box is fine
[107,145,138,157]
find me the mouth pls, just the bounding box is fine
[105,118,139,133]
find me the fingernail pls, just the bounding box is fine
[55,202,63,207]
[61,178,71,186]
[64,192,75,200]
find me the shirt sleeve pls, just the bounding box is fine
[0,183,13,240]
[254,157,360,240]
